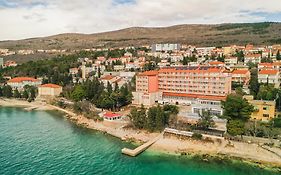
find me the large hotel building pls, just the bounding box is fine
[133,66,232,115]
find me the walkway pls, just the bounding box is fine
[122,132,163,157]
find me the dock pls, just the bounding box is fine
[24,106,38,111]
[121,132,163,157]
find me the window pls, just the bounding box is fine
[263,114,269,118]
[263,107,268,110]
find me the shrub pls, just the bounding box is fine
[192,133,203,140]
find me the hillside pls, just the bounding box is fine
[1,22,281,50]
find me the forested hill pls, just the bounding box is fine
[0,22,281,50]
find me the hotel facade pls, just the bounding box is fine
[133,66,232,115]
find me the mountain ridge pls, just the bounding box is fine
[1,22,281,50]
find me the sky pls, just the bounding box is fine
[0,0,281,40]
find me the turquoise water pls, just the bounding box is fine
[0,107,280,175]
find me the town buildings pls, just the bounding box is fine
[152,44,181,52]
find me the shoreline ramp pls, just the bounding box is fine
[122,132,163,157]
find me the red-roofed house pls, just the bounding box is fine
[38,84,62,97]
[258,69,280,87]
[103,112,123,121]
[231,69,251,85]
[7,77,41,90]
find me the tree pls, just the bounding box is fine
[222,94,254,121]
[2,85,13,98]
[29,87,36,101]
[197,110,215,130]
[227,119,245,136]
[0,87,3,97]
[256,84,279,101]
[22,90,29,99]
[128,105,147,129]
[13,89,21,98]
[276,50,281,60]
[71,85,86,102]
[249,68,259,97]
[97,67,101,78]
[107,81,113,94]
[236,50,244,62]
[143,62,156,71]
[272,115,281,128]
[114,82,119,92]
[222,94,254,136]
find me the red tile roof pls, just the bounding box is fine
[163,92,226,101]
[104,112,122,118]
[139,71,158,76]
[158,67,223,74]
[232,70,249,75]
[259,69,279,75]
[259,63,273,67]
[8,77,39,83]
[40,84,62,88]
[209,61,224,65]
[101,75,114,80]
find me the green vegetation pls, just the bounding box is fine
[1,54,79,86]
[216,22,272,31]
[222,94,254,136]
[197,110,215,130]
[66,78,133,111]
[276,50,281,60]
[245,120,281,138]
[191,133,203,140]
[0,85,37,101]
[249,68,259,97]
[182,56,197,65]
[128,104,179,132]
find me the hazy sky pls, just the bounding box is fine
[0,0,281,40]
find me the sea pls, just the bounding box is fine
[0,107,279,175]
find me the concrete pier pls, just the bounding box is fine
[122,133,163,157]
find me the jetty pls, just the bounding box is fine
[24,106,38,111]
[122,132,163,157]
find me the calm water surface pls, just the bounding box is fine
[0,107,279,175]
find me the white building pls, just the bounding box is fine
[152,44,181,52]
